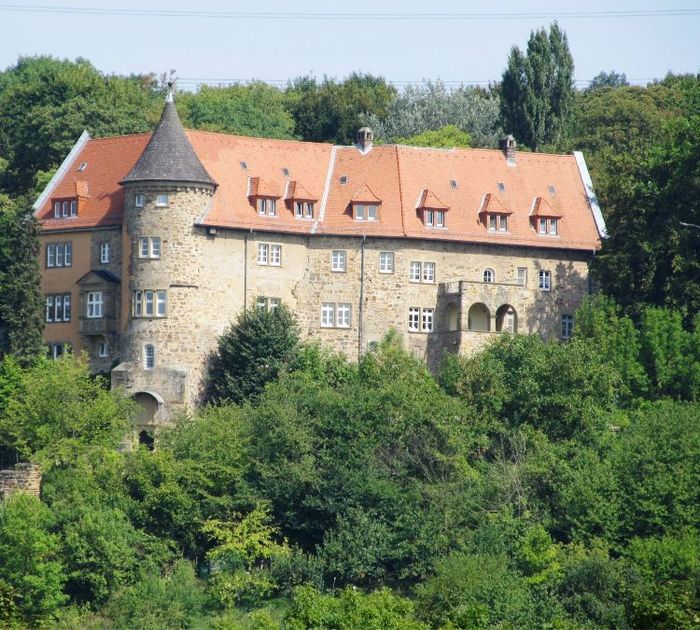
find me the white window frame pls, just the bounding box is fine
[408,307,420,332]
[538,217,548,234]
[561,314,574,339]
[98,341,109,358]
[133,290,167,318]
[257,243,269,265]
[294,201,314,219]
[549,218,558,235]
[321,302,335,328]
[257,198,277,216]
[87,292,103,319]
[156,194,169,207]
[135,194,145,208]
[425,209,434,227]
[100,242,111,264]
[47,242,72,268]
[483,269,495,283]
[144,344,155,370]
[354,204,378,221]
[538,270,552,292]
[409,261,422,282]
[45,293,71,323]
[139,237,161,259]
[379,251,394,274]
[422,308,434,333]
[422,262,436,284]
[436,210,445,228]
[270,243,282,266]
[53,201,61,218]
[331,250,346,272]
[517,267,528,287]
[336,303,352,328]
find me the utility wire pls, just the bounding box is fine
[0,4,699,20]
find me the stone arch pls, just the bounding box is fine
[447,303,459,332]
[467,303,490,331]
[133,391,163,427]
[496,304,517,333]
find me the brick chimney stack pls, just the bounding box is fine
[500,134,517,166]
[356,127,374,152]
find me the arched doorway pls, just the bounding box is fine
[133,391,163,451]
[495,305,517,333]
[467,303,490,331]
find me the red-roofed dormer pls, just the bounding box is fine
[248,176,281,217]
[531,196,563,235]
[479,192,512,232]
[417,189,449,228]
[350,184,381,221]
[286,180,318,219]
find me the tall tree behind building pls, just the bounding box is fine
[499,22,575,151]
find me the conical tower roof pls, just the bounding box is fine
[121,87,216,187]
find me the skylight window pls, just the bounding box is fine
[77,162,87,172]
[450,179,458,189]
[497,182,506,193]
[548,184,556,195]
[282,167,290,177]
[240,161,248,170]
[340,176,348,185]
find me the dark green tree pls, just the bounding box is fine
[205,302,300,404]
[0,195,44,365]
[499,22,575,150]
[586,70,629,91]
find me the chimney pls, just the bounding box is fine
[500,134,517,166]
[356,127,374,152]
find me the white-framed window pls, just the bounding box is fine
[135,194,145,208]
[48,342,70,359]
[538,218,547,234]
[517,267,528,286]
[408,307,434,332]
[258,243,281,266]
[331,250,346,272]
[132,290,167,318]
[139,236,161,259]
[87,292,103,318]
[487,214,508,232]
[156,194,169,207]
[409,261,436,283]
[257,296,281,311]
[483,269,495,283]
[144,344,155,370]
[321,302,335,327]
[379,251,394,273]
[100,242,111,264]
[424,209,446,228]
[561,314,574,339]
[45,294,71,323]
[55,199,77,217]
[538,270,551,291]
[320,303,352,328]
[270,243,281,266]
[53,201,60,218]
[354,204,378,221]
[549,218,558,235]
[98,341,109,358]
[422,308,434,332]
[257,198,277,216]
[294,201,314,219]
[46,242,72,268]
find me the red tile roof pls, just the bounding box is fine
[36,129,602,251]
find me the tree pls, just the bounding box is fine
[0,195,44,365]
[205,302,300,404]
[499,22,575,150]
[0,493,67,622]
[586,71,629,91]
[286,73,396,144]
[363,80,501,148]
[179,82,295,139]
[0,56,161,194]
[396,125,471,148]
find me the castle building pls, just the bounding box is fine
[34,91,605,434]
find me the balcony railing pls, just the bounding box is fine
[79,316,117,335]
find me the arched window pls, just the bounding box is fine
[483,268,495,283]
[467,303,490,331]
[496,305,517,333]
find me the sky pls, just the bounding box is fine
[0,0,698,90]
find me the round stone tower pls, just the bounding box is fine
[112,87,217,429]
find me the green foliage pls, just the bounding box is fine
[0,195,44,365]
[500,22,575,150]
[0,493,67,622]
[179,83,295,139]
[365,80,501,148]
[396,125,471,148]
[0,355,133,464]
[0,56,161,194]
[586,70,629,91]
[286,73,396,144]
[104,560,210,629]
[285,585,426,630]
[206,302,300,405]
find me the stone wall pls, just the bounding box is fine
[0,463,41,499]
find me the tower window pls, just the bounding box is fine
[100,242,111,264]
[144,344,155,370]
[135,194,145,208]
[156,194,169,207]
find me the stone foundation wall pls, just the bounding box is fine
[0,463,41,499]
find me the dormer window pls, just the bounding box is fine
[538,217,558,235]
[531,197,562,236]
[257,198,277,216]
[53,199,77,218]
[294,201,314,219]
[488,214,509,232]
[354,204,378,221]
[424,209,446,228]
[417,189,449,229]
[479,193,512,233]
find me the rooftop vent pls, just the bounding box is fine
[240,161,248,170]
[497,182,506,193]
[499,134,517,166]
[356,127,373,152]
[340,175,348,185]
[450,179,458,189]
[282,167,290,177]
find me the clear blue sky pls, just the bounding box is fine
[0,0,698,90]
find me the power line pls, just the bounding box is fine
[1,4,699,20]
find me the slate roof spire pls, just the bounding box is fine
[121,82,216,187]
